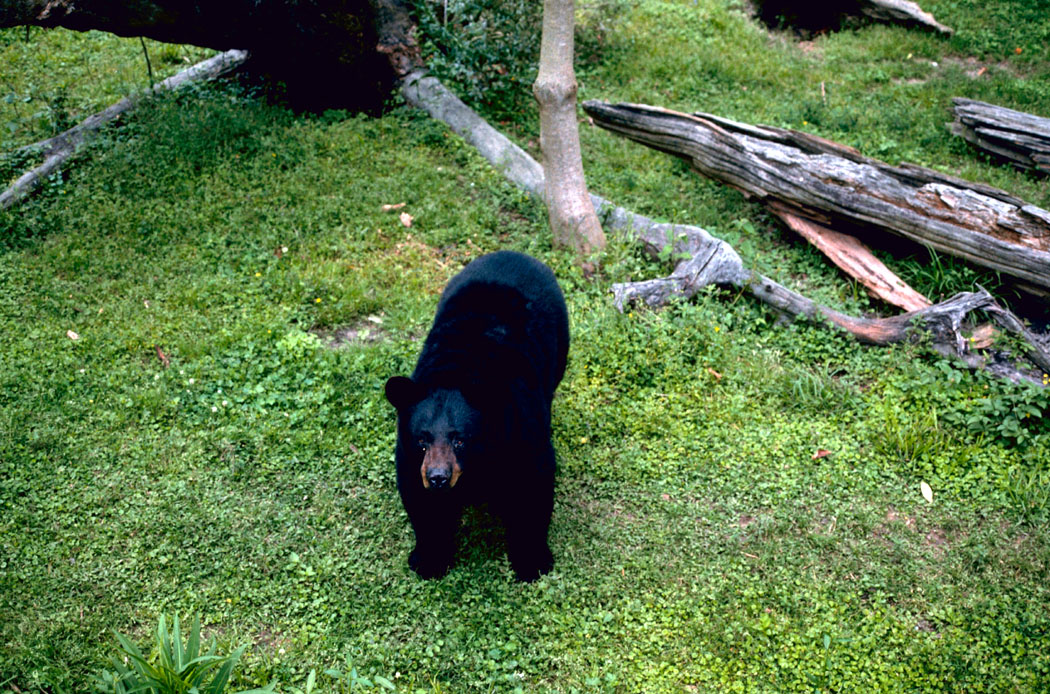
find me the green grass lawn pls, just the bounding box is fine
[2,1,1050,692]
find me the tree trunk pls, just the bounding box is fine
[582,100,1050,292]
[533,0,605,257]
[0,0,422,110]
[949,98,1050,176]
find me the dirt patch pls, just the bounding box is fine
[925,528,948,547]
[312,316,389,349]
[894,55,1020,85]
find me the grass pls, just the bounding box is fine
[2,1,1050,691]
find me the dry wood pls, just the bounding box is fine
[949,98,1050,176]
[400,75,1047,384]
[858,0,951,35]
[768,201,931,312]
[582,100,1050,292]
[1,49,248,210]
[753,0,950,35]
[532,0,605,256]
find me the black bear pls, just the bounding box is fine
[385,250,569,581]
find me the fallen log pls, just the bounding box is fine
[1,49,248,210]
[752,0,951,35]
[581,100,1050,293]
[949,98,1050,176]
[857,0,951,35]
[402,74,1048,384]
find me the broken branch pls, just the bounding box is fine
[1,49,248,210]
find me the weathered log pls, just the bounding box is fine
[402,76,1048,384]
[752,0,951,35]
[582,100,1050,292]
[1,49,248,210]
[857,0,951,35]
[949,98,1050,176]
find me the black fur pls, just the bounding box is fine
[385,251,569,581]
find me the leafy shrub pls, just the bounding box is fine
[94,615,272,694]
[413,0,542,124]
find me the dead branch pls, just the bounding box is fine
[949,98,1050,176]
[1,49,248,210]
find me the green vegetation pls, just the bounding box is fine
[2,0,1049,691]
[95,615,273,694]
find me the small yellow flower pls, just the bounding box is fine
[315,298,322,303]
[255,272,261,277]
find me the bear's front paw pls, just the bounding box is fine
[409,547,453,580]
[511,546,553,583]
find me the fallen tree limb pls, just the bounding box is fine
[949,98,1050,176]
[400,75,1047,384]
[582,100,1050,292]
[1,49,248,210]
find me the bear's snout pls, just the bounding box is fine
[421,442,462,490]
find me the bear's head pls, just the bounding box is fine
[385,377,482,491]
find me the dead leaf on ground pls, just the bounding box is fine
[66,330,79,341]
[812,449,832,460]
[921,481,934,504]
[155,345,170,368]
[399,212,414,228]
[382,202,407,211]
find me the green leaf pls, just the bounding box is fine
[187,615,201,662]
[204,643,246,694]
[173,614,185,672]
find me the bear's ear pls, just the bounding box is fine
[385,376,423,410]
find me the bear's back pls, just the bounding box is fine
[416,251,569,399]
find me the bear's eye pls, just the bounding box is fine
[417,438,428,451]
[452,438,464,450]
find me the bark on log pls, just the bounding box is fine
[533,0,605,256]
[949,98,1050,176]
[752,0,951,35]
[582,100,1050,292]
[0,0,422,109]
[857,0,951,34]
[401,76,1048,384]
[1,49,248,210]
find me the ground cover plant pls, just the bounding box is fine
[2,1,1050,691]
